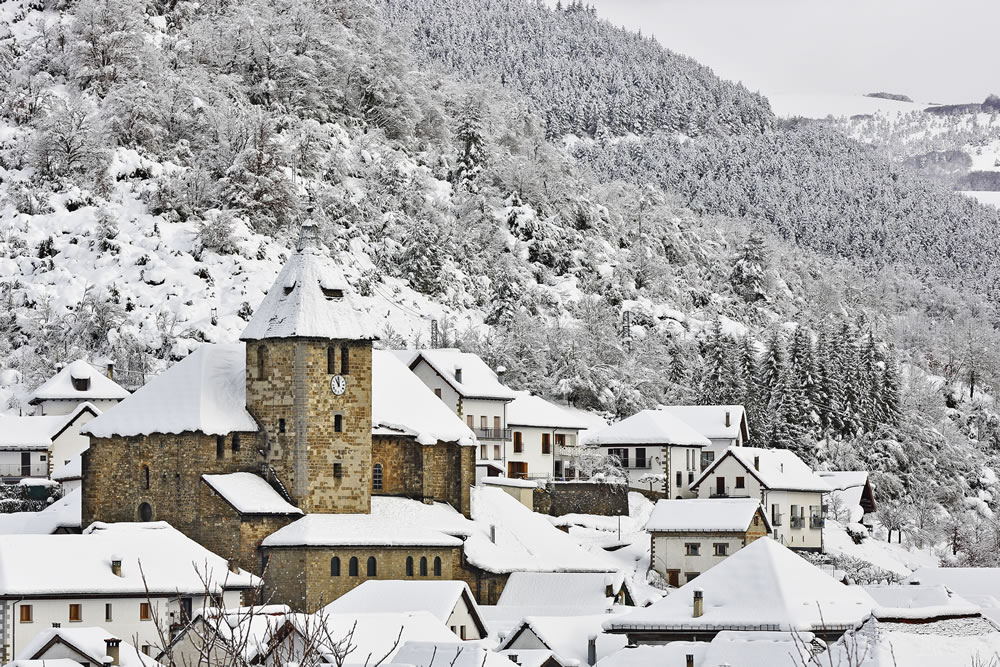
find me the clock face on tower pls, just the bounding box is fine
[330,375,347,395]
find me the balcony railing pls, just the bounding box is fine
[709,486,752,499]
[477,428,512,441]
[790,516,805,529]
[810,516,825,529]
[0,463,48,478]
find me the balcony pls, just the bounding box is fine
[708,486,752,499]
[790,516,805,529]
[810,516,825,529]
[477,428,512,441]
[0,463,47,480]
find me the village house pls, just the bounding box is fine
[498,615,627,667]
[659,405,750,470]
[14,627,160,667]
[0,403,99,482]
[391,349,517,477]
[603,537,875,644]
[645,498,770,587]
[0,522,256,663]
[505,392,589,480]
[157,604,290,667]
[28,360,129,417]
[690,447,830,551]
[584,410,711,497]
[816,470,877,528]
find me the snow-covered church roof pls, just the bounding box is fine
[583,409,711,448]
[240,223,378,341]
[29,360,130,404]
[83,344,258,438]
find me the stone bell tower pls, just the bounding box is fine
[241,222,377,514]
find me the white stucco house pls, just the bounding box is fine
[392,349,517,478]
[15,626,161,667]
[0,403,99,482]
[28,361,129,417]
[659,405,750,470]
[0,522,257,663]
[583,410,711,497]
[506,392,589,480]
[690,447,831,551]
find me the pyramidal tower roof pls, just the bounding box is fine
[240,222,379,341]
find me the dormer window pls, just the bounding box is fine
[283,279,296,296]
[72,376,91,392]
[321,288,344,300]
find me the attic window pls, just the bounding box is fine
[283,279,296,296]
[72,376,91,392]
[321,288,344,300]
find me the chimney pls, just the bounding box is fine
[587,635,597,666]
[725,410,731,428]
[111,556,122,577]
[454,365,463,384]
[753,456,760,471]
[106,362,114,380]
[496,365,507,384]
[692,589,704,618]
[104,638,121,666]
[686,655,695,667]
[489,524,497,544]
[228,558,240,574]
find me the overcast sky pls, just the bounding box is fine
[577,0,998,103]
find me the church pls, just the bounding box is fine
[80,223,478,610]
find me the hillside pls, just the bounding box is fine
[0,0,999,565]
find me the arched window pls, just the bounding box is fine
[327,346,336,375]
[334,414,343,433]
[138,502,152,522]
[419,557,428,577]
[433,556,442,577]
[349,557,359,577]
[143,465,150,490]
[406,556,414,577]
[232,434,241,453]
[257,346,267,380]
[330,557,340,576]
[372,464,383,491]
[340,345,350,375]
[366,556,377,576]
[216,436,224,459]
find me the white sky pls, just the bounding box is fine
[575,0,999,103]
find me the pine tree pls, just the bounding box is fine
[880,346,903,429]
[787,324,818,429]
[730,230,768,302]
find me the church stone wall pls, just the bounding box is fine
[371,437,475,518]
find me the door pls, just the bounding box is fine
[716,476,725,496]
[667,570,680,587]
[20,452,30,477]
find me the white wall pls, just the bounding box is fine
[651,533,748,583]
[410,362,463,415]
[49,412,96,475]
[505,426,556,479]
[0,450,47,479]
[38,399,120,417]
[446,597,484,641]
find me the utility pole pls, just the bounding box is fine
[622,310,633,354]
[431,320,439,349]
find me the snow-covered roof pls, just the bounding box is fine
[0,402,99,450]
[0,521,257,595]
[693,446,831,493]
[605,538,875,634]
[561,405,610,442]
[29,360,130,404]
[395,349,516,400]
[903,569,1000,609]
[482,605,613,641]
[500,614,628,666]
[864,584,981,620]
[506,392,588,429]
[583,409,711,447]
[201,473,302,515]
[320,580,484,632]
[497,572,625,608]
[240,226,378,341]
[496,648,574,667]
[165,605,291,664]
[7,660,84,667]
[260,514,463,548]
[659,405,748,441]
[644,498,768,533]
[83,344,258,438]
[389,641,511,667]
[19,627,161,667]
[373,351,476,446]
[816,471,869,490]
[51,449,84,481]
[0,486,81,535]
[595,632,804,667]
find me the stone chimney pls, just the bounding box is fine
[454,365,463,384]
[106,362,114,380]
[753,456,760,471]
[228,558,240,574]
[587,635,597,666]
[725,410,731,428]
[496,365,507,384]
[692,589,704,618]
[104,638,121,666]
[111,556,122,577]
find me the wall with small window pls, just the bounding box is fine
[650,531,749,585]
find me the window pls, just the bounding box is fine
[216,436,224,459]
[140,603,151,621]
[349,557,359,577]
[494,416,501,431]
[675,471,682,488]
[434,556,442,576]
[467,415,475,428]
[434,388,442,399]
[481,416,488,430]
[735,476,745,489]
[105,603,112,621]
[635,447,646,468]
[257,346,267,380]
[685,572,700,583]
[331,557,340,576]
[555,434,565,449]
[143,465,150,490]
[684,543,700,556]
[333,462,343,478]
[232,434,241,453]
[494,444,501,459]
[688,471,695,484]
[69,604,82,622]
[480,445,487,459]
[328,346,336,375]
[181,597,193,622]
[341,345,350,375]
[372,463,383,491]
[72,377,91,391]
[460,626,467,640]
[541,433,551,455]
[714,543,729,557]
[700,450,715,470]
[753,514,760,526]
[139,502,152,522]
[334,414,343,433]
[420,557,428,576]
[513,432,523,453]
[19,605,32,623]
[406,556,414,576]
[609,448,628,468]
[278,418,286,434]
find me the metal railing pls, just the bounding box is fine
[810,516,825,529]
[0,463,47,478]
[477,428,512,440]
[709,486,752,499]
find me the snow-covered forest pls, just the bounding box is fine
[1,0,1000,564]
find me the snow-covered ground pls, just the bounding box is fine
[824,521,940,576]
[961,190,1000,208]
[768,93,924,119]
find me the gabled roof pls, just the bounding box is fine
[497,572,625,608]
[202,473,302,516]
[159,605,291,664]
[583,409,711,448]
[20,627,161,667]
[0,521,257,596]
[644,498,770,533]
[82,344,258,438]
[659,405,749,441]
[395,348,516,401]
[507,392,589,430]
[0,402,99,450]
[373,351,476,446]
[499,614,628,666]
[260,514,462,548]
[691,447,831,493]
[604,537,875,634]
[319,580,488,638]
[240,224,378,341]
[864,584,981,621]
[29,360,130,404]
[390,641,511,667]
